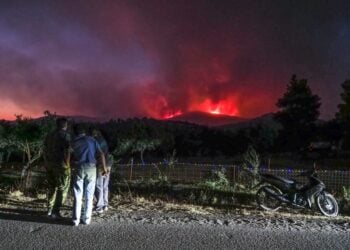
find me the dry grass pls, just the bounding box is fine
[1,188,350,222]
[106,194,350,221]
[7,190,34,203]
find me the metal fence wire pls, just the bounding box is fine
[112,163,350,192]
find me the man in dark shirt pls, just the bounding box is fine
[71,124,107,226]
[43,117,71,219]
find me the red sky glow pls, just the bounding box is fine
[0,0,349,121]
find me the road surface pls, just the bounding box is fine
[0,210,349,250]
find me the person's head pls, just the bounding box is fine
[56,117,68,131]
[91,128,102,139]
[73,123,85,136]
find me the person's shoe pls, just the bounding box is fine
[71,221,79,226]
[50,213,63,220]
[47,209,53,217]
[95,207,104,214]
[81,220,91,225]
[103,206,108,212]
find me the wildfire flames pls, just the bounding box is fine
[159,97,239,119]
[190,98,239,116]
[163,111,183,119]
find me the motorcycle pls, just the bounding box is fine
[252,168,339,217]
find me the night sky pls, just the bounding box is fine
[0,0,349,120]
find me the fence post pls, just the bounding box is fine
[129,158,133,182]
[232,165,236,184]
[149,163,152,179]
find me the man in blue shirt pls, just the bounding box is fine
[71,124,107,226]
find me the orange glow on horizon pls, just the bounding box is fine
[0,100,42,120]
[190,98,239,116]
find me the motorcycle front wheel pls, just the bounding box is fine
[256,185,282,212]
[316,192,339,217]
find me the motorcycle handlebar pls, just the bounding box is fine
[297,169,315,177]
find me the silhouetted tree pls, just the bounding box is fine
[274,75,321,152]
[0,112,57,188]
[336,79,350,122]
[336,79,350,149]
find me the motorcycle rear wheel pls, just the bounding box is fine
[316,192,339,217]
[256,185,282,211]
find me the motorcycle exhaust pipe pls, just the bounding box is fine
[263,186,291,204]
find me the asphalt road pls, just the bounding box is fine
[1,213,350,250]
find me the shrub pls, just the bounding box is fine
[236,146,261,190]
[198,168,232,192]
[340,186,350,215]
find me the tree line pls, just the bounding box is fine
[1,75,350,167]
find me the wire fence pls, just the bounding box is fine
[0,162,349,192]
[112,162,350,192]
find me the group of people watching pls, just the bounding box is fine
[43,117,113,226]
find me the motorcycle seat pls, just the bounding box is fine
[261,173,296,185]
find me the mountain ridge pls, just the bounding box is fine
[167,111,249,127]
[2,111,278,128]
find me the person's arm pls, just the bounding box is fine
[64,133,71,168]
[95,139,108,175]
[99,151,108,175]
[64,148,71,168]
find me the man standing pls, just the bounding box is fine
[43,117,71,219]
[71,124,107,226]
[92,129,113,213]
